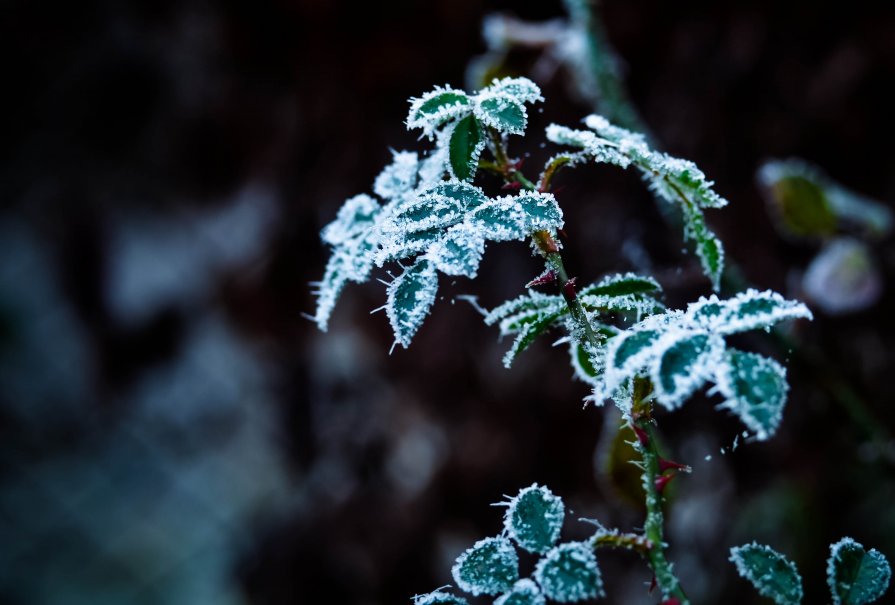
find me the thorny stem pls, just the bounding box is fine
[487,130,689,600]
[632,379,691,604]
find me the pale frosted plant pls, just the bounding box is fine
[311,78,890,604]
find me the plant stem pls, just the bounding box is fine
[487,130,689,601]
[632,380,691,604]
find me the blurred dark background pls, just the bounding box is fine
[1,1,895,603]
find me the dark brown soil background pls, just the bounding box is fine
[1,1,894,604]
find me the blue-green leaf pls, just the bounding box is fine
[449,115,485,182]
[486,77,543,105]
[580,273,661,298]
[426,225,485,278]
[686,289,813,335]
[729,542,803,605]
[407,87,472,137]
[681,204,725,291]
[373,151,419,200]
[534,542,604,602]
[827,537,892,605]
[503,484,565,554]
[501,309,565,368]
[386,258,439,348]
[475,93,527,135]
[715,349,788,441]
[651,332,723,410]
[452,536,519,596]
[320,194,380,247]
[494,579,546,605]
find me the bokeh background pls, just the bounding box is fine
[2,0,895,603]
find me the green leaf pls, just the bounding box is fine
[426,225,485,278]
[570,341,603,386]
[386,258,439,348]
[425,180,488,211]
[715,349,789,441]
[729,542,804,605]
[501,309,565,368]
[611,329,661,371]
[762,168,837,239]
[449,114,485,182]
[580,273,662,298]
[485,292,566,329]
[494,579,545,605]
[514,191,564,231]
[686,289,813,335]
[682,203,725,291]
[451,536,519,596]
[413,591,470,605]
[534,542,604,602]
[375,228,443,266]
[321,194,380,247]
[475,93,527,135]
[651,332,722,410]
[827,537,892,605]
[504,484,565,554]
[407,87,471,136]
[486,77,543,104]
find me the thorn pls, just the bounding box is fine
[658,458,691,473]
[562,276,578,301]
[526,270,557,288]
[660,599,681,605]
[649,575,657,593]
[632,425,650,448]
[654,473,674,494]
[557,228,569,241]
[501,181,523,191]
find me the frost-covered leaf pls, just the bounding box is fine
[501,309,565,368]
[375,228,443,266]
[651,332,723,410]
[503,484,565,554]
[452,536,519,596]
[471,192,563,242]
[548,114,729,287]
[686,289,813,335]
[449,114,485,182]
[715,349,788,441]
[514,191,564,231]
[312,250,351,331]
[681,204,725,291]
[601,328,662,397]
[534,542,604,602]
[485,292,567,331]
[413,590,469,605]
[486,77,543,105]
[580,273,661,298]
[407,86,472,136]
[386,258,439,348]
[494,579,546,605]
[373,151,419,200]
[426,180,489,211]
[729,542,803,605]
[321,194,380,247]
[475,92,527,135]
[426,225,486,278]
[389,191,467,234]
[827,537,892,605]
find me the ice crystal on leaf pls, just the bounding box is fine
[729,542,804,605]
[452,536,520,596]
[827,537,892,605]
[595,290,811,438]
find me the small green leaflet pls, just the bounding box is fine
[580,273,661,298]
[534,542,604,602]
[475,92,527,135]
[729,542,804,605]
[827,537,892,605]
[503,484,566,554]
[652,332,724,409]
[716,349,788,441]
[487,77,544,104]
[451,536,520,596]
[682,203,725,291]
[406,86,472,137]
[386,258,439,349]
[449,115,485,182]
